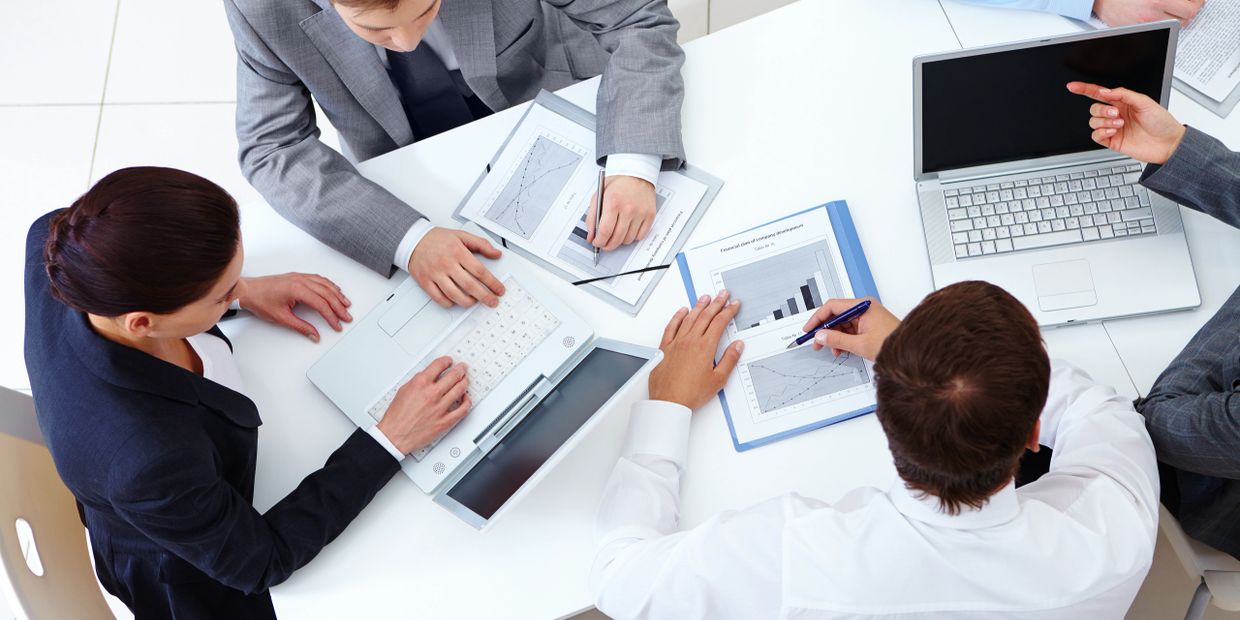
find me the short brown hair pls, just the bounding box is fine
[874,281,1050,515]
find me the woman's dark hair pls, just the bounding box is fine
[44,166,240,316]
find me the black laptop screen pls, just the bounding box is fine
[920,27,1169,174]
[445,347,647,521]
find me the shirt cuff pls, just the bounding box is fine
[394,218,436,273]
[1048,0,1094,20]
[623,400,692,472]
[365,425,406,462]
[604,153,663,187]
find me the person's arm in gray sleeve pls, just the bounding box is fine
[225,1,421,277]
[1141,127,1240,230]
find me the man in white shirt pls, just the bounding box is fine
[591,281,1160,619]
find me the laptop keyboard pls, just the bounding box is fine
[366,280,561,462]
[946,163,1157,259]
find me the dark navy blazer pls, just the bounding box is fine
[23,211,401,619]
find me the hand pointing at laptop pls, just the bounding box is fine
[1066,81,1187,165]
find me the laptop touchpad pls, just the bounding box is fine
[1033,260,1097,311]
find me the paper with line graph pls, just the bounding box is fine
[677,205,877,447]
[456,100,707,306]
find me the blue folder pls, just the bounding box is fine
[675,201,880,451]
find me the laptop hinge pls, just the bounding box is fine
[938,153,1130,185]
[474,376,553,451]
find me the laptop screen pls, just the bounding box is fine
[919,27,1170,175]
[444,347,648,522]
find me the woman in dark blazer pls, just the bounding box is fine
[23,167,472,618]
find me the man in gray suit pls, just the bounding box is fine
[224,0,685,307]
[1070,81,1240,559]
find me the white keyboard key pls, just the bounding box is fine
[995,238,1013,253]
[1011,229,1084,251]
[981,240,996,254]
[1121,207,1153,221]
[1082,227,1100,241]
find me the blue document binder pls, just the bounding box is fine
[675,201,880,451]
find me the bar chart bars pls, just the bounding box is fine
[717,240,846,331]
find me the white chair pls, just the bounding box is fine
[1160,504,1240,620]
[0,386,114,619]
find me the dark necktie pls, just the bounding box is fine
[387,44,484,141]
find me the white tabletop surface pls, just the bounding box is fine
[221,1,1229,617]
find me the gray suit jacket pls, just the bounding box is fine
[1136,126,1240,558]
[224,0,686,275]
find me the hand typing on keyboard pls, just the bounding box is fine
[374,356,471,456]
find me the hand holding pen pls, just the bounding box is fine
[795,297,900,361]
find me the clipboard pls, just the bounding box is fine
[453,91,724,315]
[675,201,880,451]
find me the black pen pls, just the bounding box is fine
[593,168,605,266]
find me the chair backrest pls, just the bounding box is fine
[0,387,114,620]
[1159,504,1240,577]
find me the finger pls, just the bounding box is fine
[1092,127,1117,145]
[814,328,862,356]
[452,266,500,308]
[584,195,598,242]
[462,256,506,304]
[414,357,454,386]
[712,340,745,384]
[1089,116,1124,129]
[307,280,352,325]
[682,294,712,336]
[297,285,343,331]
[608,216,635,251]
[1066,81,1120,104]
[636,215,654,242]
[311,274,351,307]
[1160,0,1200,20]
[804,298,864,332]
[444,395,472,424]
[460,231,502,259]
[621,214,642,246]
[1090,103,1120,119]
[437,273,475,307]
[1100,86,1155,111]
[660,307,689,349]
[693,290,731,336]
[594,203,620,249]
[437,373,469,411]
[705,298,741,340]
[280,309,320,342]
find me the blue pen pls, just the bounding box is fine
[787,300,871,349]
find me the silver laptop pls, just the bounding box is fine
[308,225,659,528]
[913,22,1200,326]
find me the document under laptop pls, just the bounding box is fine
[307,225,658,528]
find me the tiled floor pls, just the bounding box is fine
[1,1,1236,619]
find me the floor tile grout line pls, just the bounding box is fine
[87,0,123,185]
[0,100,238,109]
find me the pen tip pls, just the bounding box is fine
[786,341,798,349]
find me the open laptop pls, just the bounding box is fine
[913,22,1200,326]
[308,225,659,529]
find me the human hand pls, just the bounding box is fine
[648,291,744,410]
[803,297,900,361]
[586,175,657,252]
[376,356,471,455]
[236,273,352,342]
[1066,82,1186,165]
[1092,0,1202,26]
[408,228,506,308]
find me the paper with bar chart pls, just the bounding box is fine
[677,204,877,448]
[456,99,709,307]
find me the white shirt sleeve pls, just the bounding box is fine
[590,400,788,619]
[365,425,406,462]
[604,153,663,187]
[954,0,1093,21]
[1026,360,1160,528]
[393,218,436,273]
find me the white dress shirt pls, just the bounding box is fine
[384,19,664,271]
[590,361,1160,619]
[188,332,405,461]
